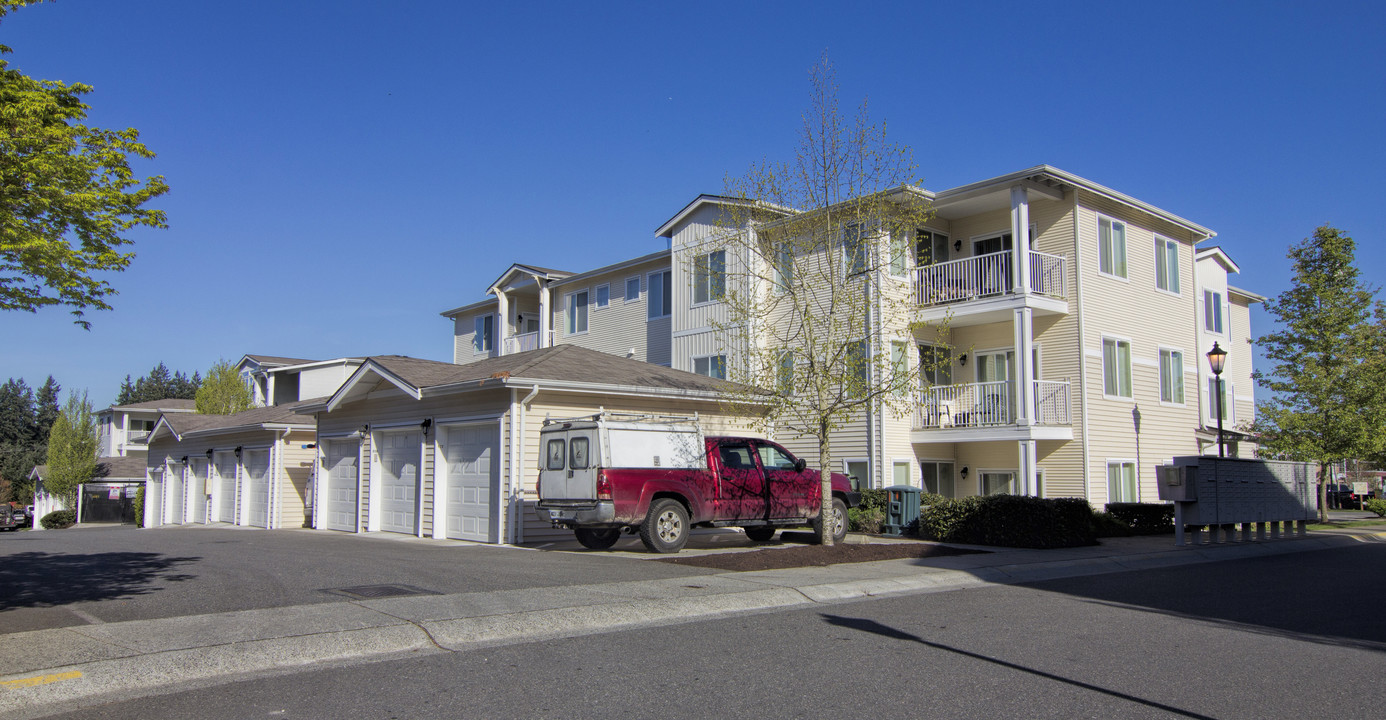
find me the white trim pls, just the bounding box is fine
[1096,213,1130,281]
[564,288,590,336]
[690,353,728,380]
[1100,334,1134,401]
[841,457,871,490]
[1153,234,1182,297]
[1104,458,1139,503]
[890,458,915,487]
[624,275,641,303]
[672,326,716,338]
[977,467,1018,496]
[647,269,672,320]
[1156,345,1187,407]
[594,283,611,310]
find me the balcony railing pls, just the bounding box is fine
[916,250,1067,306]
[503,330,553,355]
[916,379,1071,429]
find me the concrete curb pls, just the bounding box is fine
[0,532,1371,717]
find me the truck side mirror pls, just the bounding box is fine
[794,458,807,473]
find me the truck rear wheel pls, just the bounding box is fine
[574,528,621,550]
[744,526,776,542]
[639,499,689,553]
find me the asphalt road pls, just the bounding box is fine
[0,524,717,633]
[38,543,1386,720]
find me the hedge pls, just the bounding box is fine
[1105,502,1175,534]
[40,510,76,530]
[919,495,1098,548]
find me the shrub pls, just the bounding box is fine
[1105,502,1175,534]
[1092,511,1133,538]
[1365,498,1386,518]
[856,488,889,515]
[40,510,76,529]
[135,485,145,527]
[919,495,1098,548]
[848,506,884,534]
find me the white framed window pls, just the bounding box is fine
[692,250,726,305]
[891,340,908,396]
[1098,216,1128,279]
[625,276,640,303]
[919,343,952,387]
[1207,378,1234,423]
[1159,348,1184,405]
[916,229,949,266]
[1204,289,1224,334]
[889,230,909,277]
[565,290,588,335]
[1102,337,1132,398]
[980,470,1016,496]
[920,460,955,498]
[892,460,913,487]
[595,284,610,309]
[844,459,870,491]
[772,241,793,293]
[847,339,869,392]
[1155,236,1180,294]
[776,349,795,396]
[648,270,672,320]
[843,223,868,275]
[473,314,493,353]
[692,354,726,380]
[1107,460,1137,502]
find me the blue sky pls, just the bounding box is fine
[3,0,1383,407]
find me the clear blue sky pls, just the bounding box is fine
[3,0,1383,407]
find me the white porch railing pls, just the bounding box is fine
[503,330,553,355]
[916,250,1067,306]
[916,379,1071,429]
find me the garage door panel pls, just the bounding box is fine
[167,467,184,525]
[215,452,237,523]
[443,424,496,542]
[243,449,270,528]
[189,461,208,524]
[379,431,420,534]
[325,440,359,532]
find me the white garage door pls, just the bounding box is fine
[189,460,208,524]
[324,440,359,532]
[243,449,271,528]
[442,424,497,542]
[378,431,420,534]
[215,452,237,523]
[166,464,184,525]
[146,476,163,527]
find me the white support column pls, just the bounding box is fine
[493,288,510,356]
[1013,307,1034,426]
[1010,185,1031,294]
[536,277,551,348]
[1018,440,1039,496]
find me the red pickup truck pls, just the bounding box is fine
[536,413,860,553]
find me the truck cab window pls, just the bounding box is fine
[546,439,566,470]
[757,444,798,471]
[719,445,755,470]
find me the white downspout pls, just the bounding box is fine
[274,428,291,529]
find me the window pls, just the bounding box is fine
[772,241,793,293]
[1102,337,1132,398]
[648,270,672,319]
[892,460,912,487]
[843,223,867,275]
[595,284,610,309]
[891,341,908,396]
[545,439,566,470]
[625,276,640,302]
[1208,378,1234,422]
[776,350,795,396]
[847,340,869,392]
[757,444,798,471]
[845,459,870,491]
[1107,461,1137,502]
[693,355,726,380]
[916,229,949,266]
[1099,216,1127,278]
[473,315,493,353]
[1204,290,1224,333]
[1155,237,1180,293]
[1159,349,1184,404]
[889,230,909,276]
[719,443,755,470]
[692,250,726,304]
[566,291,588,335]
[981,471,1016,496]
[920,461,955,498]
[568,437,590,469]
[919,344,952,387]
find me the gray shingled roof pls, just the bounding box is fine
[29,454,148,482]
[110,398,197,412]
[158,398,322,439]
[370,346,751,395]
[244,354,315,366]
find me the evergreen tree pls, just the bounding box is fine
[34,375,60,442]
[44,390,96,510]
[115,362,201,405]
[1253,226,1386,521]
[0,377,39,500]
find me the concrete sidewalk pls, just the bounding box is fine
[2,529,1380,718]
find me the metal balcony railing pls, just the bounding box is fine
[503,330,553,355]
[916,380,1071,429]
[916,250,1067,306]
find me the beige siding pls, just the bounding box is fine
[147,426,313,528]
[549,256,671,363]
[278,430,316,528]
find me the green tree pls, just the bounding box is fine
[115,362,201,405]
[1253,225,1386,521]
[0,0,169,328]
[707,56,938,545]
[195,359,253,415]
[0,377,40,502]
[44,389,96,510]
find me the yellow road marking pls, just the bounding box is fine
[0,671,82,689]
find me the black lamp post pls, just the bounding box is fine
[1206,342,1227,458]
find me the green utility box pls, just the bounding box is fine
[883,485,921,536]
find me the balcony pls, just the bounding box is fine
[915,250,1067,306]
[503,330,554,355]
[915,380,1071,437]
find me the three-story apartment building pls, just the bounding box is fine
[442,166,1259,508]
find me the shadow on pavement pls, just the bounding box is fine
[0,551,201,610]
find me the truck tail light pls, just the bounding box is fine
[596,470,612,500]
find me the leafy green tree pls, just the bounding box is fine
[0,0,169,328]
[1253,225,1386,521]
[708,56,937,545]
[44,390,96,509]
[115,363,201,405]
[195,359,254,415]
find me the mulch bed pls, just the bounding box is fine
[657,537,986,572]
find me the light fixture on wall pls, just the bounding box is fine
[205,449,214,460]
[420,418,432,435]
[953,239,962,252]
[960,466,969,481]
[234,446,243,460]
[959,353,968,366]
[180,456,188,465]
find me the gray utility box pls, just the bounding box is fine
[1160,456,1316,531]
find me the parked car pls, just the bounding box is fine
[0,505,20,532]
[536,412,860,553]
[1324,483,1361,509]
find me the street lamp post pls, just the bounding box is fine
[1206,342,1227,458]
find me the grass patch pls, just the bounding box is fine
[1306,519,1386,531]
